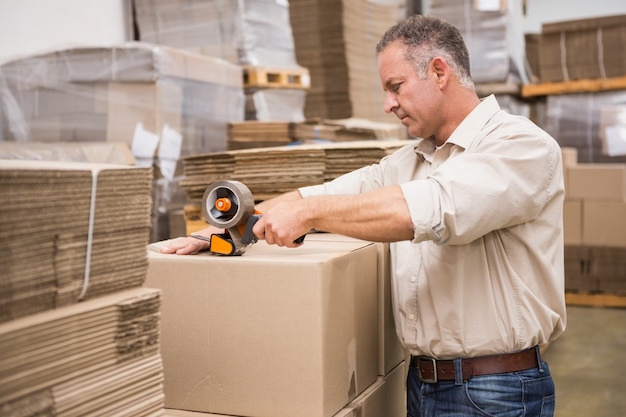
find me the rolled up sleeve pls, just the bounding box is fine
[400,180,442,243]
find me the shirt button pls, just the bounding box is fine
[411,275,417,283]
[408,314,416,320]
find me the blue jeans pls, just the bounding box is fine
[407,356,555,417]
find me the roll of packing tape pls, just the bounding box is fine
[202,180,255,229]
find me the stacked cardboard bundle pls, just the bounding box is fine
[289,0,405,122]
[289,0,352,119]
[228,121,295,150]
[230,146,326,199]
[322,140,407,182]
[0,160,165,416]
[0,287,164,416]
[342,0,406,124]
[179,140,411,202]
[294,118,407,142]
[533,15,626,83]
[0,160,153,322]
[178,153,237,200]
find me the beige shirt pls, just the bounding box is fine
[299,95,566,359]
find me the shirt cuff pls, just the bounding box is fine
[400,180,441,243]
[298,184,327,198]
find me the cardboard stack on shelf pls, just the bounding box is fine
[534,15,626,83]
[147,233,406,417]
[0,160,165,416]
[227,121,295,150]
[523,14,626,98]
[561,148,626,297]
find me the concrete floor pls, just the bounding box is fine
[542,306,626,417]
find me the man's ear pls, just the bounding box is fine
[430,57,449,85]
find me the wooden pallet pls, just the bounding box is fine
[565,291,626,308]
[521,75,626,97]
[243,65,311,89]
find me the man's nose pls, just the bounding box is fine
[383,93,398,114]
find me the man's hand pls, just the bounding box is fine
[253,200,309,248]
[160,227,224,255]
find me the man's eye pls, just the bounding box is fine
[391,83,401,93]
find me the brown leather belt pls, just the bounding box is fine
[410,347,539,383]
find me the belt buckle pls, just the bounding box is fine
[418,357,438,384]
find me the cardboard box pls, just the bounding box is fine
[146,238,379,417]
[163,361,407,417]
[106,81,183,145]
[563,199,583,246]
[583,200,626,247]
[305,233,404,376]
[566,163,626,200]
[561,147,578,167]
[333,360,406,417]
[599,105,626,157]
[564,245,597,292]
[561,147,578,196]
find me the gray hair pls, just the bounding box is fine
[376,15,475,90]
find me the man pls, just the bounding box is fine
[162,15,566,417]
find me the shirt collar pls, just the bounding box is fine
[413,94,501,159]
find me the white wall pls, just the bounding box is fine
[0,0,131,64]
[522,0,626,33]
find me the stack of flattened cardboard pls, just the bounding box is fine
[293,118,407,142]
[0,287,164,416]
[179,140,411,202]
[538,14,626,83]
[231,146,327,199]
[228,121,295,150]
[342,0,406,125]
[289,0,352,119]
[0,160,165,416]
[0,160,153,322]
[289,0,405,122]
[322,140,407,182]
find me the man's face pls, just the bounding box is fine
[377,41,442,139]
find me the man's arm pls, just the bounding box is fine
[254,185,414,247]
